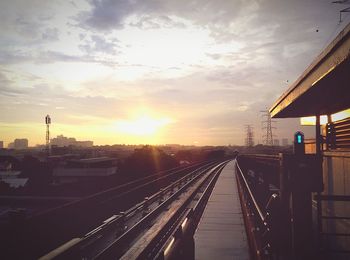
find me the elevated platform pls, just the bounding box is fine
[194,160,249,260]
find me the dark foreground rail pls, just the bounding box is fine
[125,161,229,260]
[39,160,228,259]
[0,160,219,259]
[236,160,280,260]
[237,153,324,260]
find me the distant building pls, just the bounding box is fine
[53,157,117,184]
[51,135,76,147]
[273,139,280,146]
[282,138,289,146]
[8,142,14,149]
[0,161,27,188]
[75,141,94,148]
[0,171,28,188]
[0,141,3,148]
[14,139,28,149]
[51,135,93,147]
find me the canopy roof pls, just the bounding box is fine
[270,23,350,118]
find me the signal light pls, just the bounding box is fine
[294,131,305,155]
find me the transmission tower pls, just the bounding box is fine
[245,125,254,147]
[45,115,51,155]
[261,110,276,146]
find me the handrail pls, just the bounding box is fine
[236,161,265,221]
[314,193,350,255]
[239,154,280,160]
[235,159,283,260]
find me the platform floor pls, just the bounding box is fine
[194,160,249,260]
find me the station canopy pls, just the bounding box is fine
[270,23,350,118]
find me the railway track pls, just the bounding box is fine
[0,160,221,259]
[40,160,230,259]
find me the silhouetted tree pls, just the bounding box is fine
[205,149,226,160]
[175,150,193,162]
[121,146,179,178]
[0,156,20,170]
[21,156,52,190]
[0,180,10,193]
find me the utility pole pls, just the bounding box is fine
[261,110,276,146]
[245,125,254,147]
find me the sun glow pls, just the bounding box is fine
[115,115,172,136]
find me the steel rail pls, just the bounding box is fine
[28,161,217,260]
[155,162,228,260]
[39,161,220,259]
[236,161,265,221]
[135,161,229,260]
[94,161,228,259]
[32,161,211,220]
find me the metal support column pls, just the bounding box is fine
[315,114,323,252]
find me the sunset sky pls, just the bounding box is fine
[0,0,349,146]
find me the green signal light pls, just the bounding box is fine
[297,135,302,144]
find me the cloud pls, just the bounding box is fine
[76,0,245,31]
[42,27,59,41]
[0,80,130,127]
[129,15,187,30]
[0,49,120,68]
[0,72,24,97]
[1,0,348,145]
[77,0,137,30]
[0,51,81,64]
[0,1,56,44]
[79,34,119,55]
[0,71,13,86]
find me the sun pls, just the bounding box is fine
[116,115,172,136]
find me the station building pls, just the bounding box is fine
[53,157,118,184]
[270,22,350,256]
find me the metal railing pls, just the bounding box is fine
[1,161,218,259]
[155,162,228,260]
[40,161,225,259]
[326,117,350,150]
[236,160,280,260]
[99,161,229,260]
[314,194,350,256]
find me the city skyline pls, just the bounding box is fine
[1,133,294,148]
[0,1,349,146]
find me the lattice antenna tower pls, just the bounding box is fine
[245,125,254,147]
[260,110,276,146]
[45,115,51,155]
